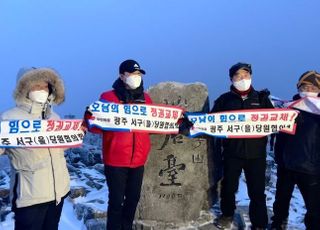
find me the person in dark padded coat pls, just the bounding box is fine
[213,62,274,230]
[84,59,152,230]
[271,71,320,230]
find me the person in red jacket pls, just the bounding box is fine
[85,59,152,230]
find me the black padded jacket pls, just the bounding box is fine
[275,94,320,175]
[211,87,274,159]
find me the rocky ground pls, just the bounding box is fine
[0,133,306,229]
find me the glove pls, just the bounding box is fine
[81,106,93,131]
[178,114,194,136]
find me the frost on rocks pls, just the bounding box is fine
[0,89,309,230]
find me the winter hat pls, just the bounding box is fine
[14,67,65,105]
[119,59,146,75]
[229,62,252,78]
[297,71,320,89]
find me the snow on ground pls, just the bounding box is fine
[0,212,13,230]
[59,198,86,230]
[0,144,308,230]
[0,199,85,230]
[235,156,305,229]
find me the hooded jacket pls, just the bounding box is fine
[0,67,70,208]
[211,87,274,159]
[275,94,320,175]
[89,78,152,167]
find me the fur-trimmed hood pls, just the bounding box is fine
[14,67,65,105]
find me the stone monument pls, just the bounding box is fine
[135,82,216,229]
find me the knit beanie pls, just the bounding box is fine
[297,71,320,89]
[229,62,252,78]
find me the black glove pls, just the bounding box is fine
[178,114,194,136]
[81,106,93,131]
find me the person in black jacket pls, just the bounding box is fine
[271,71,320,230]
[213,62,274,230]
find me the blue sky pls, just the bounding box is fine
[1,0,320,117]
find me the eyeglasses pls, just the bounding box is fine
[299,84,320,92]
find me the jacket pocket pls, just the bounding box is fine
[18,163,50,200]
[53,152,70,196]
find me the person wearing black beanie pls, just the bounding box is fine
[212,62,274,230]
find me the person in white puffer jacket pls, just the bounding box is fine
[0,67,70,230]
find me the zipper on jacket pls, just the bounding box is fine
[12,173,19,211]
[48,148,57,202]
[130,133,136,164]
[241,98,248,157]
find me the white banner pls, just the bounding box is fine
[285,96,320,115]
[0,119,84,148]
[88,101,184,134]
[187,109,299,138]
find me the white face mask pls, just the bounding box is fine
[232,79,252,91]
[28,90,49,103]
[125,75,142,89]
[299,92,319,98]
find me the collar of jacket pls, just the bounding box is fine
[230,85,257,99]
[112,78,145,103]
[17,99,51,117]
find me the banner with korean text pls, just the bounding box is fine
[0,119,84,148]
[187,108,299,138]
[87,101,184,134]
[285,96,320,115]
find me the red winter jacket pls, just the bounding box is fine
[91,90,152,168]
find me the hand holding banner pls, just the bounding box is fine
[87,101,184,134]
[0,102,304,148]
[187,108,299,138]
[0,119,84,148]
